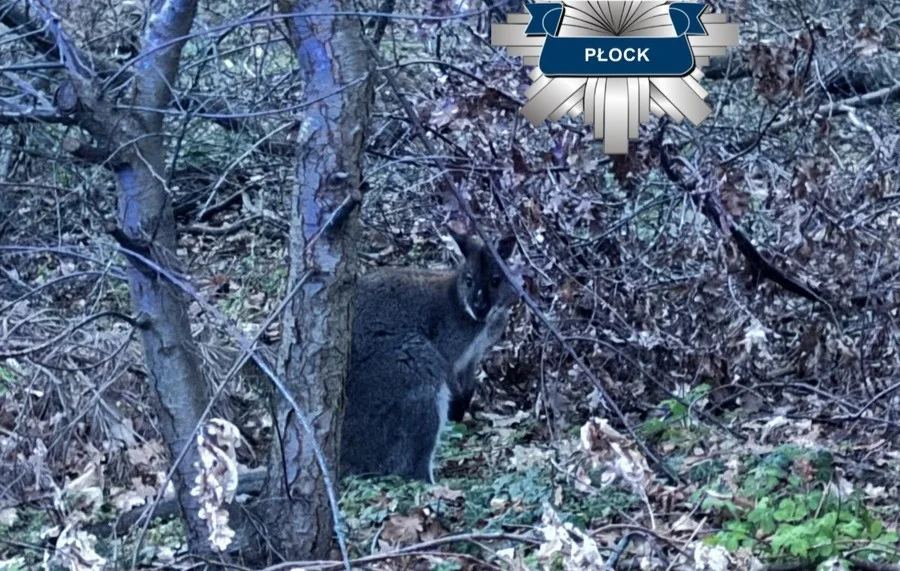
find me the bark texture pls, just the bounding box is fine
[111,0,213,555]
[255,0,373,561]
[2,0,220,556]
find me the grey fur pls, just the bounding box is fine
[340,335,450,482]
[340,232,516,482]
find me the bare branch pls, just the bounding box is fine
[0,1,60,61]
[131,0,200,130]
[0,103,76,125]
[0,62,65,73]
[655,121,829,306]
[8,0,97,78]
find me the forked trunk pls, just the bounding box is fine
[253,0,373,561]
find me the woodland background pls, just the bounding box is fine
[1,0,899,569]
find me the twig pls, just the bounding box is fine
[368,0,396,46]
[100,8,498,92]
[0,311,139,358]
[260,532,540,571]
[722,84,900,165]
[23,0,96,79]
[605,532,638,568]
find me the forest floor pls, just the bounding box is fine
[3,0,900,569]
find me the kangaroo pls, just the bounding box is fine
[340,229,517,482]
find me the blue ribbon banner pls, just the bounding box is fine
[525,2,708,77]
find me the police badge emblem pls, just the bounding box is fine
[492,1,739,154]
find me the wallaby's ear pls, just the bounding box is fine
[496,236,516,260]
[448,227,472,257]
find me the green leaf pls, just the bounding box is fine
[774,498,797,522]
[868,518,883,538]
[838,518,864,539]
[792,499,809,521]
[814,542,836,559]
[806,491,823,511]
[819,511,838,530]
[812,534,832,552]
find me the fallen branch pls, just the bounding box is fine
[724,84,900,165]
[656,120,827,306]
[86,468,267,538]
[259,532,540,571]
[0,104,78,126]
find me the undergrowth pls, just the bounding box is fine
[337,389,900,569]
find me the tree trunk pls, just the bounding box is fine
[111,0,213,556]
[1,0,230,557]
[255,0,373,561]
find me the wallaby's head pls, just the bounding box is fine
[449,229,517,322]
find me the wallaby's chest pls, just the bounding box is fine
[451,324,492,376]
[450,306,507,375]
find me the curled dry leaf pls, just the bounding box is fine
[379,506,446,550]
[126,439,167,468]
[536,504,606,571]
[0,507,18,527]
[509,444,555,471]
[691,542,731,571]
[740,318,771,360]
[381,513,424,545]
[490,496,510,514]
[62,461,104,524]
[191,418,242,552]
[430,486,464,502]
[48,524,107,571]
[579,418,650,492]
[110,488,146,511]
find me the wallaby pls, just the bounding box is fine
[340,229,517,482]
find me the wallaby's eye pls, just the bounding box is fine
[464,275,473,287]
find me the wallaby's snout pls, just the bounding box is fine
[472,287,488,319]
